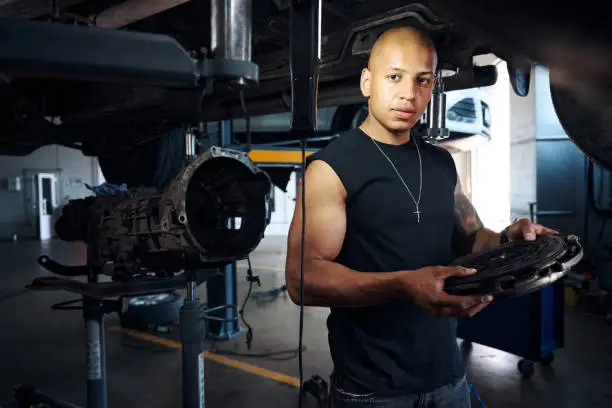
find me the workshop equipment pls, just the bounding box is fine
[456,272,569,378]
[11,145,272,408]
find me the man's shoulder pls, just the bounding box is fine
[418,137,455,168]
[307,128,362,162]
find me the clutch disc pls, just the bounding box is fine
[444,234,583,299]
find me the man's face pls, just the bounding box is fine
[360,41,437,133]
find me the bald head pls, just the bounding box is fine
[358,26,438,142]
[368,26,437,72]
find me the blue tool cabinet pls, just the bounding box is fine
[456,279,564,378]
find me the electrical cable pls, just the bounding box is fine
[120,259,305,360]
[468,384,487,408]
[240,256,256,350]
[0,288,29,305]
[208,256,304,360]
[298,134,307,408]
[239,89,252,152]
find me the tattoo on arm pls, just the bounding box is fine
[454,178,483,236]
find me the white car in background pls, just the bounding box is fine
[434,87,491,153]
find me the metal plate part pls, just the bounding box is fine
[444,235,583,299]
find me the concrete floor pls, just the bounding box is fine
[1,236,611,408]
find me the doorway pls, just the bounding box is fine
[37,173,58,240]
[21,170,60,240]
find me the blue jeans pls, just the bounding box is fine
[329,374,471,408]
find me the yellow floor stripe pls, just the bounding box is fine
[109,326,300,388]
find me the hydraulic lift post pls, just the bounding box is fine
[204,119,242,341]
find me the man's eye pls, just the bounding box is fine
[388,74,400,81]
[418,78,432,86]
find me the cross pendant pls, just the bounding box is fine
[414,208,421,223]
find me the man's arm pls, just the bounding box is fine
[453,177,501,254]
[284,159,408,307]
[453,177,560,254]
[284,160,492,316]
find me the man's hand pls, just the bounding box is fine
[402,266,493,317]
[506,218,559,242]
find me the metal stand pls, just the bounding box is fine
[13,269,117,408]
[12,259,219,408]
[181,277,206,408]
[13,313,110,407]
[83,296,108,408]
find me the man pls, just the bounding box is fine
[284,26,558,408]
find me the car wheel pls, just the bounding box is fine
[550,84,612,172]
[99,127,186,188]
[119,291,184,330]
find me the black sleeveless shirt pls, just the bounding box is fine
[305,128,465,395]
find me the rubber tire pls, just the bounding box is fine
[518,359,535,379]
[99,128,186,188]
[549,85,612,173]
[119,291,184,330]
[425,1,612,171]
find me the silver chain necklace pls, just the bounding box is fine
[367,133,423,223]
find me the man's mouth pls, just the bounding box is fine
[392,108,417,120]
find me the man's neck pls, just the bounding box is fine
[359,116,411,145]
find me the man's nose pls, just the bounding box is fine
[398,82,416,100]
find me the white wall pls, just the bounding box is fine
[469,59,512,231]
[509,66,538,222]
[266,172,297,236]
[0,145,101,239]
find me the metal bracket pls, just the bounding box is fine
[0,18,258,89]
[30,256,222,299]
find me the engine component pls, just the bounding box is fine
[55,146,272,278]
[425,71,450,141]
[444,235,583,299]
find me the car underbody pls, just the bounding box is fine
[0,0,611,181]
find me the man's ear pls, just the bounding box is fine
[360,68,371,98]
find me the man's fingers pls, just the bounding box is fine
[466,303,489,317]
[433,301,491,317]
[437,293,492,308]
[523,223,559,240]
[533,224,559,236]
[522,223,537,240]
[436,266,477,279]
[514,219,559,241]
